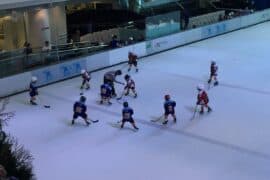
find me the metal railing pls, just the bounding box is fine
[0,43,109,78]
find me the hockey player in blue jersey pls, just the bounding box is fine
[120,102,139,130]
[208,61,219,86]
[29,76,38,105]
[72,96,90,126]
[163,95,177,125]
[100,83,112,105]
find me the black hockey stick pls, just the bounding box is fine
[88,118,99,123]
[37,97,50,108]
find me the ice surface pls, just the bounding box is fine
[4,22,270,180]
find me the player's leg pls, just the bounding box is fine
[82,114,90,126]
[200,105,204,114]
[130,119,139,130]
[72,113,78,125]
[81,79,86,89]
[208,75,213,84]
[120,119,126,128]
[125,88,130,96]
[172,113,177,123]
[134,61,138,72]
[86,79,90,89]
[100,95,104,104]
[110,82,117,97]
[214,75,218,86]
[163,114,169,124]
[30,94,37,105]
[128,63,132,72]
[107,97,112,105]
[206,104,212,112]
[131,87,137,98]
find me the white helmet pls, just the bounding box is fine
[197,84,204,91]
[31,76,37,82]
[81,69,86,74]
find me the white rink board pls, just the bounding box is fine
[0,72,31,97]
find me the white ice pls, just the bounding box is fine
[4,22,270,180]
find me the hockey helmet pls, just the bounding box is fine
[81,69,86,74]
[115,70,122,76]
[123,101,129,108]
[164,94,170,100]
[197,84,205,91]
[31,76,37,82]
[124,74,130,80]
[211,61,216,65]
[80,96,86,103]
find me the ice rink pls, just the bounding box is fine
[4,21,270,180]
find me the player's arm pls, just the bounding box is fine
[114,79,125,85]
[73,103,77,112]
[83,105,87,113]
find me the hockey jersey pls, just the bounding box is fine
[122,107,134,120]
[197,91,209,104]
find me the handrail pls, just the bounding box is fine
[0,44,109,63]
[175,1,184,10]
[208,0,252,13]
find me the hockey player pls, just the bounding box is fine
[72,96,90,126]
[29,76,38,105]
[103,70,123,97]
[163,95,177,125]
[128,51,138,72]
[120,102,139,130]
[196,84,212,114]
[80,69,91,90]
[117,74,137,100]
[208,61,218,86]
[100,83,112,105]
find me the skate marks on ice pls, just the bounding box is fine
[146,115,177,138]
[42,92,270,160]
[143,68,270,96]
[108,122,138,132]
[182,106,210,129]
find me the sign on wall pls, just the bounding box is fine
[32,59,86,86]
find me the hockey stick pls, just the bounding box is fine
[88,118,99,123]
[191,105,198,120]
[37,97,50,108]
[116,90,126,100]
[151,115,164,122]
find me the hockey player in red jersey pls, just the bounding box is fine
[128,51,138,72]
[80,69,91,90]
[117,74,137,100]
[197,84,212,114]
[208,61,218,86]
